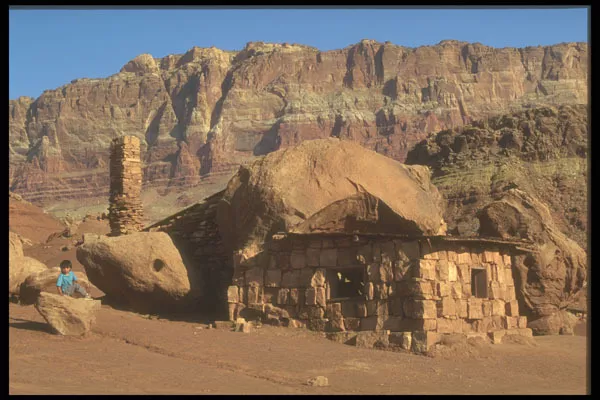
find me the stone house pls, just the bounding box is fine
[226,231,535,352]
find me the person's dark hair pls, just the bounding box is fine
[60,260,72,270]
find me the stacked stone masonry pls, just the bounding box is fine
[108,136,144,235]
[227,234,533,352]
[144,190,230,318]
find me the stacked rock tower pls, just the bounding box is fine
[108,135,144,235]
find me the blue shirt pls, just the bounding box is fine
[56,271,77,292]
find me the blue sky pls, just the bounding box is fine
[9,7,589,100]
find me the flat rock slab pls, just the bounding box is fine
[35,292,101,336]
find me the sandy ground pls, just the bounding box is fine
[9,302,588,395]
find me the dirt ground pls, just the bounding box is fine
[9,301,588,395]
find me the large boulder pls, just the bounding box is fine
[477,189,587,323]
[9,255,48,296]
[527,310,580,336]
[35,292,101,335]
[75,232,196,313]
[217,138,447,261]
[9,231,24,260]
[19,267,92,305]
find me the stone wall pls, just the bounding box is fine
[227,234,534,351]
[108,136,144,235]
[144,190,230,318]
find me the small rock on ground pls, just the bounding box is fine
[306,376,329,387]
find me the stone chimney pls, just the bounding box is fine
[108,135,144,235]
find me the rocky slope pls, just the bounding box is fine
[405,104,587,251]
[9,40,588,210]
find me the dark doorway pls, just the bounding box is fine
[471,268,488,298]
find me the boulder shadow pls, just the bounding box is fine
[9,318,54,334]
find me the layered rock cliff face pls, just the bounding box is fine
[405,104,588,251]
[9,40,587,208]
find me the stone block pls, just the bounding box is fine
[467,298,483,320]
[366,264,380,282]
[382,317,404,332]
[505,316,519,329]
[503,254,512,266]
[305,288,317,305]
[494,264,505,284]
[356,302,368,318]
[306,248,321,266]
[397,280,435,299]
[366,282,374,300]
[414,259,436,280]
[277,288,289,305]
[379,241,396,260]
[403,299,437,319]
[505,300,519,316]
[228,303,237,321]
[439,297,456,317]
[389,332,412,350]
[344,317,361,331]
[264,270,282,287]
[304,305,325,319]
[457,264,471,283]
[311,268,326,287]
[482,300,492,317]
[488,330,506,344]
[507,328,532,338]
[341,301,357,318]
[376,300,389,317]
[337,247,358,266]
[326,331,357,344]
[505,286,516,301]
[281,270,301,288]
[390,298,404,317]
[470,251,482,264]
[247,285,262,304]
[307,318,328,332]
[504,268,515,286]
[320,248,337,267]
[372,244,382,262]
[492,300,506,316]
[489,281,504,300]
[227,286,239,303]
[299,268,313,288]
[450,282,463,299]
[456,251,471,264]
[308,240,322,249]
[327,318,345,332]
[290,250,307,269]
[316,287,326,307]
[437,282,450,297]
[355,244,372,264]
[411,331,440,353]
[448,262,457,282]
[355,331,390,348]
[379,261,394,283]
[360,316,378,331]
[289,288,300,305]
[517,316,527,329]
[366,300,377,316]
[387,282,396,297]
[457,300,468,318]
[436,260,449,280]
[393,260,411,281]
[245,267,264,286]
[436,318,463,334]
[263,287,278,304]
[374,283,388,300]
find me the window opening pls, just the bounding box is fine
[471,268,488,298]
[327,267,365,299]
